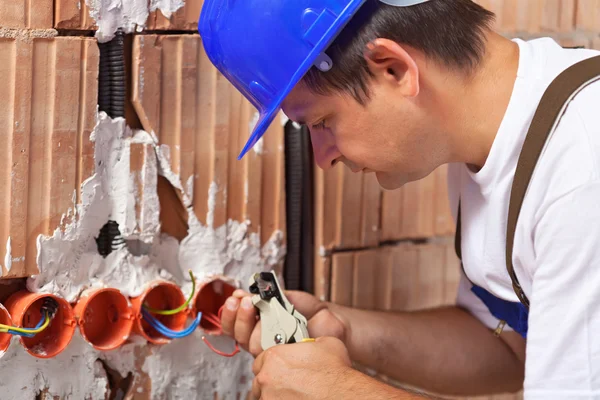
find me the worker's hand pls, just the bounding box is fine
[220,289,347,357]
[251,336,352,400]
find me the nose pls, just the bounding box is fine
[309,127,341,171]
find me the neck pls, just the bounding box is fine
[432,31,521,172]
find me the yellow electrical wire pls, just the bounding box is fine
[143,270,196,315]
[0,311,51,335]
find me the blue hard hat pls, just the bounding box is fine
[198,0,430,159]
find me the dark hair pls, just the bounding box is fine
[301,0,496,104]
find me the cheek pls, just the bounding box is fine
[335,115,399,169]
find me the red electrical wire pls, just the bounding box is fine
[201,305,241,357]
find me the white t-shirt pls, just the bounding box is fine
[448,37,600,398]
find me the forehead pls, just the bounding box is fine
[281,83,325,122]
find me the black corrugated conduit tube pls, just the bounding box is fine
[98,29,126,118]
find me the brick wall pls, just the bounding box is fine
[316,1,600,399]
[0,1,286,280]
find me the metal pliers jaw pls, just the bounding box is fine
[249,271,310,351]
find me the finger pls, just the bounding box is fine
[220,296,240,336]
[253,348,267,376]
[233,289,250,298]
[234,296,258,349]
[284,291,327,319]
[248,320,263,357]
[251,376,261,400]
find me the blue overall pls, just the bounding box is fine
[470,285,529,338]
[456,203,529,338]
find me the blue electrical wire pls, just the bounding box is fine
[7,313,47,338]
[141,308,202,340]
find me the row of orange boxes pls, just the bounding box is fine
[0,277,237,358]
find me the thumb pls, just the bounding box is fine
[284,290,327,319]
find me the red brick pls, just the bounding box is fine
[360,173,382,246]
[0,1,53,29]
[434,165,455,237]
[131,34,286,244]
[380,185,403,241]
[389,243,420,311]
[330,253,354,306]
[54,0,95,29]
[351,252,373,309]
[0,37,98,279]
[315,165,382,251]
[381,168,441,241]
[473,0,504,31]
[541,0,576,32]
[147,0,203,31]
[338,166,364,247]
[417,243,446,310]
[444,241,462,305]
[373,248,393,311]
[593,35,600,50]
[259,112,286,246]
[314,254,331,302]
[557,34,593,48]
[576,0,600,31]
[497,0,519,32]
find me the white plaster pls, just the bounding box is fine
[142,330,254,399]
[149,0,185,19]
[248,112,265,155]
[4,237,11,274]
[27,115,162,302]
[280,111,290,126]
[0,333,119,399]
[206,181,218,228]
[319,245,327,257]
[186,174,194,200]
[249,111,260,134]
[86,0,150,42]
[85,0,186,41]
[253,137,264,155]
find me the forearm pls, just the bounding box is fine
[329,304,524,397]
[339,367,427,400]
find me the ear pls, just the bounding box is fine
[363,38,420,97]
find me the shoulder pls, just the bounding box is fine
[526,52,600,217]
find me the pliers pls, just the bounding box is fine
[249,271,313,351]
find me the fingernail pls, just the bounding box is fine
[241,296,253,309]
[226,297,239,311]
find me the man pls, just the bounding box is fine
[199,0,600,398]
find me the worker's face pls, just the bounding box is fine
[282,63,441,190]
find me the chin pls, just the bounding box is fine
[375,172,408,191]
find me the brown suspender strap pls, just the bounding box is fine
[506,55,600,309]
[454,55,600,309]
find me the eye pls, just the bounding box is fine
[312,120,327,130]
